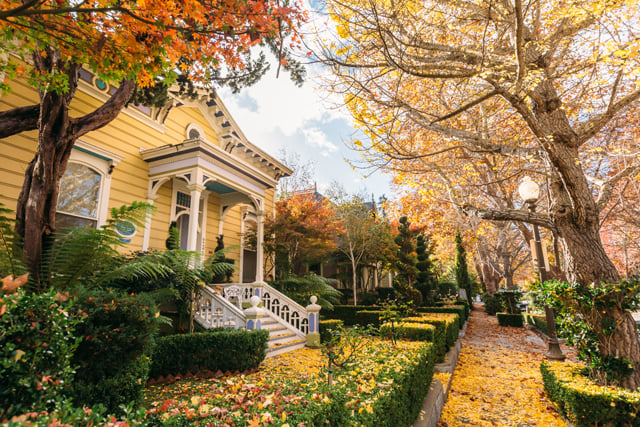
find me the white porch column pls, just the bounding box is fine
[187,185,204,252]
[141,193,158,252]
[255,210,265,283]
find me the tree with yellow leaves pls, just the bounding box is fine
[318,0,640,388]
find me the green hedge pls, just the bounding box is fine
[319,319,343,343]
[497,313,523,327]
[149,329,269,378]
[405,313,460,360]
[381,322,436,343]
[323,305,376,326]
[523,313,549,335]
[417,305,467,326]
[454,300,470,320]
[356,310,385,327]
[541,361,640,427]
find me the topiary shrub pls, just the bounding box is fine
[149,329,269,378]
[416,306,467,326]
[323,305,372,326]
[496,313,524,327]
[359,292,379,306]
[68,288,159,414]
[319,319,343,343]
[376,287,396,301]
[0,289,80,420]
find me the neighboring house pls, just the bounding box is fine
[0,73,292,284]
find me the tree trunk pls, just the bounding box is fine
[351,255,358,306]
[12,50,135,289]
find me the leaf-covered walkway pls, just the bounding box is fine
[438,305,574,426]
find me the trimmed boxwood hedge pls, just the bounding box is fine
[319,319,343,343]
[497,312,524,327]
[149,329,269,378]
[417,305,468,326]
[405,313,460,360]
[356,310,385,327]
[322,305,375,326]
[380,322,436,343]
[541,361,640,427]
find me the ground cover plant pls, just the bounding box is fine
[143,336,434,426]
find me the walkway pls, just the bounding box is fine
[438,306,574,426]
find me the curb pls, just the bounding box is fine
[412,320,467,427]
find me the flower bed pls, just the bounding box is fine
[143,337,435,426]
[541,361,640,427]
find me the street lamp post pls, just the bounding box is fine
[518,177,566,361]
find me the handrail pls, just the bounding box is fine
[261,282,309,336]
[194,285,246,329]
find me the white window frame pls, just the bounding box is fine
[57,141,123,228]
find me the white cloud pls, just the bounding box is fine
[302,127,339,156]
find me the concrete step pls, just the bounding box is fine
[265,338,306,357]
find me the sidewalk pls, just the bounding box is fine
[437,305,573,426]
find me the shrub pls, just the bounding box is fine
[497,313,524,327]
[319,319,343,343]
[376,287,396,301]
[5,401,147,426]
[455,299,471,319]
[523,313,549,335]
[416,306,467,325]
[0,289,80,419]
[380,322,436,343]
[149,329,269,378]
[482,293,502,315]
[68,289,159,413]
[359,292,379,306]
[355,310,385,327]
[541,361,640,427]
[323,305,373,326]
[406,313,460,350]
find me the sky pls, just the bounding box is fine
[218,65,395,203]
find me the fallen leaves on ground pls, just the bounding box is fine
[438,308,572,427]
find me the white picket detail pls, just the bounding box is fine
[261,282,309,335]
[194,285,246,329]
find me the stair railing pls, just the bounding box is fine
[194,285,246,329]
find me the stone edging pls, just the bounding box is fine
[412,320,467,427]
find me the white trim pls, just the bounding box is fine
[74,140,124,166]
[186,123,207,141]
[60,148,113,228]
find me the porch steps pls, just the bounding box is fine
[262,318,306,357]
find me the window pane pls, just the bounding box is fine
[55,212,97,230]
[57,163,101,218]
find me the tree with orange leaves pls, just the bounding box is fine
[0,0,307,283]
[262,192,341,278]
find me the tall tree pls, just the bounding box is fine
[454,231,473,305]
[415,233,437,304]
[0,0,307,283]
[394,216,417,288]
[318,0,640,386]
[330,189,395,306]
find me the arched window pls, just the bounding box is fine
[55,142,120,230]
[56,162,102,229]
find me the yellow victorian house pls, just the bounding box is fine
[0,73,321,355]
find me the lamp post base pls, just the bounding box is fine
[546,340,567,361]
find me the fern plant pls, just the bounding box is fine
[0,200,26,278]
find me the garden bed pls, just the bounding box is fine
[143,337,435,426]
[541,361,640,427]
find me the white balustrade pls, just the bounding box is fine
[194,285,246,329]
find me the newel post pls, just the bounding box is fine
[306,295,321,348]
[245,295,263,330]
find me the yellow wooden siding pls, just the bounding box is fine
[1,77,278,274]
